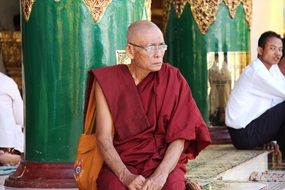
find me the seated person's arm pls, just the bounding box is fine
[279,57,285,75]
[95,81,145,188]
[142,139,185,190]
[11,81,23,126]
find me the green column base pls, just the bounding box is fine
[4,161,77,188]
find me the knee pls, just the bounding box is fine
[97,167,127,190]
[162,168,185,190]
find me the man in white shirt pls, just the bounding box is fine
[225,31,285,155]
[0,72,23,165]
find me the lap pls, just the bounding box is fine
[162,167,186,190]
[97,166,186,190]
[229,101,285,149]
[97,166,127,190]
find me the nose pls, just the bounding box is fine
[153,49,165,58]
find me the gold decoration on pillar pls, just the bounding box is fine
[172,0,188,18]
[116,50,130,65]
[189,0,221,34]
[223,0,242,17]
[162,0,188,31]
[241,0,252,28]
[163,0,188,18]
[145,0,152,20]
[0,32,22,91]
[223,0,252,27]
[163,0,252,34]
[83,0,112,22]
[21,0,35,21]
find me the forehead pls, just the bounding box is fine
[264,37,283,48]
[139,29,164,44]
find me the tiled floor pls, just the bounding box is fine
[0,145,285,189]
[186,145,285,190]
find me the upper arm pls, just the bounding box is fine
[94,81,114,142]
[250,70,285,99]
[279,57,285,75]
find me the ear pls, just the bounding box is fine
[257,47,263,56]
[126,44,134,59]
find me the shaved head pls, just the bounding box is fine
[127,20,163,44]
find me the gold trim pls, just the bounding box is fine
[0,32,22,90]
[170,0,188,18]
[115,50,130,65]
[189,0,221,34]
[223,0,242,18]
[163,0,188,32]
[163,0,252,34]
[145,0,152,20]
[21,0,35,21]
[83,0,112,22]
[241,0,252,28]
[224,0,252,27]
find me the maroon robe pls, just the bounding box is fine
[92,63,211,188]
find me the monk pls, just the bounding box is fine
[93,20,211,190]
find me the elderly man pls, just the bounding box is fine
[92,20,211,190]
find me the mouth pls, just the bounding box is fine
[274,57,281,62]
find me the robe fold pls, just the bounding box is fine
[92,63,211,177]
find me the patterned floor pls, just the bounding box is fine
[1,145,285,189]
[186,145,285,190]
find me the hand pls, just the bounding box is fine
[141,172,168,190]
[263,141,279,153]
[121,173,146,190]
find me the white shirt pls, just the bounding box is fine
[0,72,24,152]
[225,59,285,129]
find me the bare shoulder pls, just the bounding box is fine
[94,80,114,137]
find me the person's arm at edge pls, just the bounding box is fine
[278,57,285,75]
[250,67,285,99]
[142,139,185,189]
[95,81,145,188]
[11,80,23,126]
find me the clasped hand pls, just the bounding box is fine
[125,173,168,190]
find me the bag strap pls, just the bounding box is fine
[84,78,96,134]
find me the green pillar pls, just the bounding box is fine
[5,0,149,188]
[164,1,250,125]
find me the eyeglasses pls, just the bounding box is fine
[128,42,168,52]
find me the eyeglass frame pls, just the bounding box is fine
[128,42,168,52]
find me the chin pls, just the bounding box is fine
[151,63,162,71]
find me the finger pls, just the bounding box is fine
[130,175,146,190]
[134,176,145,187]
[141,180,151,190]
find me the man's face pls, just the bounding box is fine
[258,37,283,68]
[131,29,166,72]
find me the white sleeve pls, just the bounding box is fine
[10,80,23,127]
[249,68,285,99]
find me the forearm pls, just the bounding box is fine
[97,138,132,183]
[154,139,185,176]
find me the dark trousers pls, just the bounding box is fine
[228,101,285,153]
